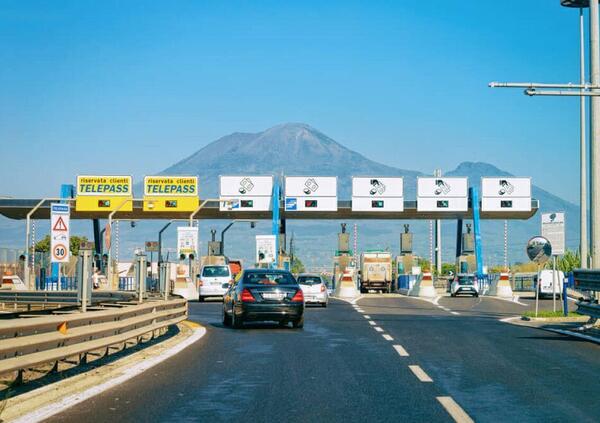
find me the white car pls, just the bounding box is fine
[450,274,479,297]
[198,265,233,302]
[297,273,328,307]
[536,269,565,298]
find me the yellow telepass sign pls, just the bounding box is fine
[143,176,199,212]
[75,175,133,212]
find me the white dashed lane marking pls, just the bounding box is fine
[382,334,394,341]
[374,326,384,332]
[437,396,474,423]
[393,344,409,357]
[368,321,376,326]
[408,365,433,382]
[363,315,371,319]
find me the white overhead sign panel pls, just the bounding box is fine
[219,175,273,211]
[285,176,337,211]
[50,203,70,263]
[542,212,565,256]
[481,177,531,212]
[417,177,468,212]
[352,177,404,212]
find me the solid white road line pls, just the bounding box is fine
[408,365,433,382]
[382,334,394,341]
[350,296,364,304]
[393,344,409,357]
[436,396,474,423]
[432,295,442,305]
[450,311,460,315]
[368,320,376,326]
[374,326,384,332]
[356,309,365,313]
[363,315,371,319]
[14,325,207,423]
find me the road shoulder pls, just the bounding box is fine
[1,321,206,423]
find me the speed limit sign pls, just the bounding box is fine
[52,243,68,261]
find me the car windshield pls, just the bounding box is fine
[202,266,229,277]
[243,272,296,285]
[297,276,321,285]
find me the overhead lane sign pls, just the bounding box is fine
[285,176,337,211]
[50,203,70,263]
[75,175,133,212]
[219,175,273,211]
[481,177,531,212]
[143,176,199,212]
[352,177,404,212]
[417,177,468,212]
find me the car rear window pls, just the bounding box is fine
[297,276,321,285]
[243,272,296,285]
[458,278,474,285]
[202,266,230,277]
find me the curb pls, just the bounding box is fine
[6,321,206,423]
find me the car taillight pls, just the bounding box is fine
[241,288,255,302]
[291,289,304,302]
[320,284,326,292]
[198,280,203,287]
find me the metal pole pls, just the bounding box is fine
[24,198,54,289]
[581,7,589,269]
[106,199,132,288]
[429,220,433,272]
[590,0,600,268]
[535,263,541,318]
[434,169,442,275]
[504,220,508,270]
[220,222,235,255]
[552,255,557,312]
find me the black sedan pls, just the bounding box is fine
[222,269,305,329]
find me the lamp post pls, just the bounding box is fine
[221,220,256,255]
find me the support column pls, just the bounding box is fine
[590,0,600,267]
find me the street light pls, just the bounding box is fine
[221,220,256,255]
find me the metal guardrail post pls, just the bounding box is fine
[135,251,146,304]
[77,247,93,312]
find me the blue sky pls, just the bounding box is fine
[0,0,587,203]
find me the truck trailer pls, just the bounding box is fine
[359,251,393,293]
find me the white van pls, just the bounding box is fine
[198,265,233,302]
[535,269,564,298]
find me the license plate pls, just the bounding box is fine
[262,292,284,300]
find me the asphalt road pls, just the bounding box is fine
[48,295,600,423]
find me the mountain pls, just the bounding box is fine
[0,123,580,268]
[157,123,421,199]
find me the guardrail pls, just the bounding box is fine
[573,269,600,292]
[572,269,600,322]
[0,290,136,306]
[0,298,187,379]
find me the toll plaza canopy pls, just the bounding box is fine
[0,198,539,221]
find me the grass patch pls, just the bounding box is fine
[523,310,582,318]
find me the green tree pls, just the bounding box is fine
[291,256,305,274]
[556,250,580,273]
[34,234,89,256]
[417,257,431,272]
[441,262,456,275]
[34,235,51,252]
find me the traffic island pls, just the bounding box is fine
[0,321,205,423]
[502,312,600,345]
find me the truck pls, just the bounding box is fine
[359,251,393,293]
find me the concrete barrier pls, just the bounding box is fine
[488,272,513,298]
[409,272,436,298]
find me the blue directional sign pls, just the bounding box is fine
[285,197,297,211]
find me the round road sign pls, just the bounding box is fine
[52,243,68,261]
[526,236,552,264]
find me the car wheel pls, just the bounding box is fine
[198,296,204,302]
[278,320,288,328]
[231,308,243,329]
[222,308,232,327]
[474,293,479,298]
[292,316,304,329]
[451,293,455,297]
[321,302,327,308]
